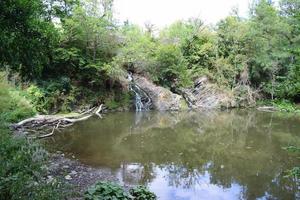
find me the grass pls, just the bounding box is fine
[0,78,65,200]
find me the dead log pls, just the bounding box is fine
[39,120,62,138]
[13,104,104,138]
[257,106,279,112]
[95,104,103,118]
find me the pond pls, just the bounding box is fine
[46,110,300,200]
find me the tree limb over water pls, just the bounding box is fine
[13,105,104,138]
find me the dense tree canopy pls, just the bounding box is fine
[0,0,299,111]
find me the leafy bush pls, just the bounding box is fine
[0,130,64,200]
[85,181,130,200]
[105,99,120,110]
[271,100,300,113]
[105,91,132,110]
[129,186,157,200]
[155,44,192,88]
[26,85,47,113]
[85,182,157,200]
[26,77,78,114]
[0,77,64,199]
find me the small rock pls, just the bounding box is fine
[65,175,72,180]
[47,176,54,183]
[71,170,77,175]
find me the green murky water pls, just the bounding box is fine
[47,110,300,200]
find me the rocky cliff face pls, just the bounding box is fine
[133,75,188,111]
[179,77,236,109]
[124,74,235,111]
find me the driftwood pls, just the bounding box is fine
[38,120,62,138]
[257,106,279,112]
[14,104,104,138]
[95,104,103,118]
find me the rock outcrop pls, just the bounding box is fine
[179,77,236,109]
[133,75,188,111]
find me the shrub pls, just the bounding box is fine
[271,100,300,113]
[85,182,157,200]
[26,78,77,114]
[84,181,130,200]
[0,131,64,200]
[129,186,157,200]
[0,77,64,199]
[155,44,192,88]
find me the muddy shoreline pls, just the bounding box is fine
[47,152,123,199]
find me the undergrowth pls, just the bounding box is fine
[85,182,156,200]
[0,78,65,200]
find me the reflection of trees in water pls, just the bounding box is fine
[49,110,300,199]
[117,111,300,199]
[163,164,206,189]
[120,163,156,186]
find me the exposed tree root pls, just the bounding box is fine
[13,104,104,138]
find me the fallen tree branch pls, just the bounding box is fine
[80,106,96,115]
[13,104,105,138]
[257,106,278,112]
[95,104,103,118]
[15,115,45,127]
[63,114,93,123]
[39,120,62,138]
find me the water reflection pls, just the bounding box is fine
[47,110,300,200]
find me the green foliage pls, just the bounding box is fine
[211,57,237,87]
[115,24,157,75]
[155,44,192,88]
[85,182,156,200]
[271,100,300,113]
[159,18,203,46]
[0,131,64,200]
[26,85,47,113]
[283,145,300,153]
[0,77,64,200]
[182,30,216,70]
[105,100,119,110]
[129,186,157,200]
[286,167,300,179]
[247,0,292,98]
[0,79,35,123]
[257,99,300,113]
[105,91,132,110]
[0,0,58,79]
[1,0,300,111]
[84,181,130,200]
[275,65,300,100]
[26,77,77,114]
[59,3,118,63]
[115,23,192,88]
